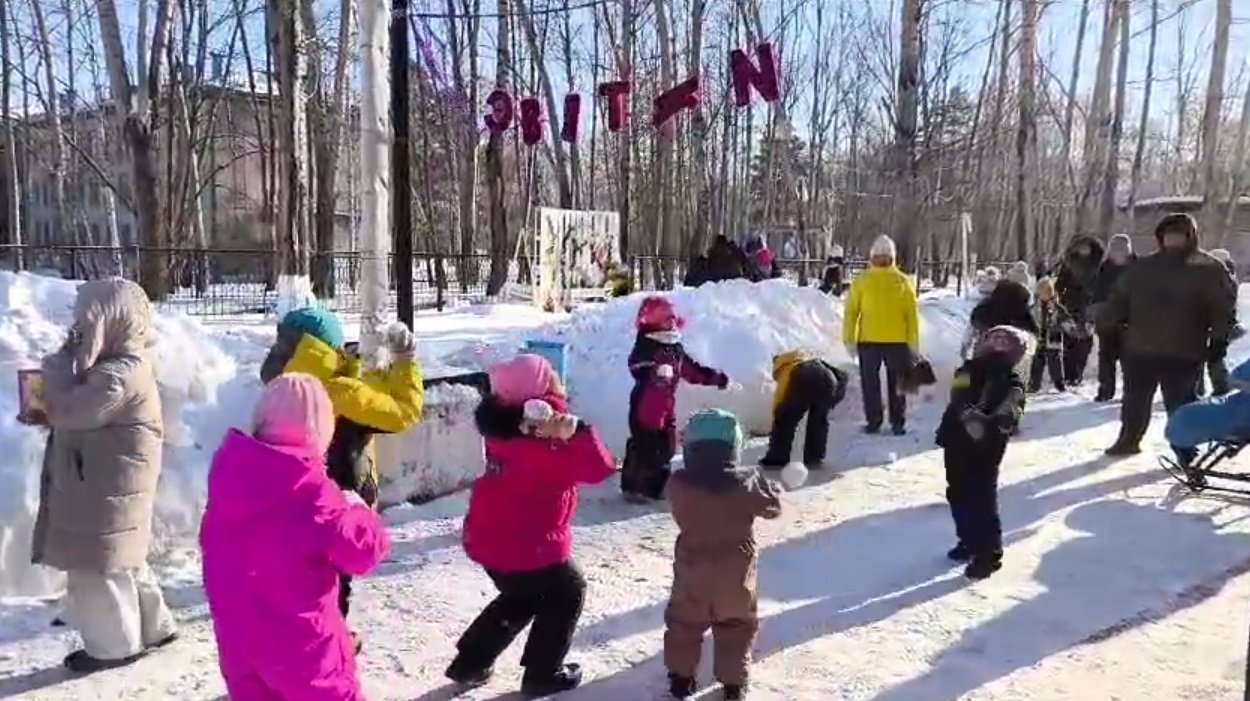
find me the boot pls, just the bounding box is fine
[891,424,907,436]
[862,424,880,435]
[723,684,746,700]
[668,673,696,698]
[946,543,972,563]
[521,663,583,696]
[1104,442,1141,457]
[445,655,494,688]
[64,650,144,674]
[964,555,1003,581]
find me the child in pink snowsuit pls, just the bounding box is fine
[201,373,392,701]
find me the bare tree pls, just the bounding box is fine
[484,0,513,294]
[95,0,174,298]
[1015,0,1038,259]
[1097,0,1129,240]
[1126,0,1159,236]
[1199,0,1232,237]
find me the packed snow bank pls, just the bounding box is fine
[0,273,503,597]
[449,279,975,455]
[0,272,238,599]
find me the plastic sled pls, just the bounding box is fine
[1159,438,1250,495]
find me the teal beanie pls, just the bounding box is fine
[281,307,346,350]
[682,409,743,460]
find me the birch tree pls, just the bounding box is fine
[95,0,174,299]
[1014,0,1038,259]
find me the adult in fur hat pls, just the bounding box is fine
[1099,213,1237,459]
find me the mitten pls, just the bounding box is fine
[961,408,987,442]
[655,364,675,380]
[536,413,579,441]
[716,372,730,390]
[385,322,418,362]
[520,399,555,434]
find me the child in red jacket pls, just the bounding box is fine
[446,354,616,696]
[623,296,730,502]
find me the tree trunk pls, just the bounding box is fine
[1097,0,1129,240]
[1126,0,1159,237]
[270,0,311,276]
[310,0,355,297]
[484,0,513,295]
[516,0,574,208]
[448,0,480,284]
[1200,0,1232,239]
[617,0,634,259]
[893,0,922,269]
[95,0,173,299]
[687,0,708,255]
[1014,0,1038,261]
[1221,75,1250,241]
[1074,0,1117,239]
[0,0,21,264]
[30,0,72,246]
[652,0,678,284]
[1058,0,1090,242]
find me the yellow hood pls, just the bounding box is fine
[772,350,809,411]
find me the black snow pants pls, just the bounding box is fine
[621,426,677,500]
[454,562,586,675]
[761,362,843,467]
[1028,348,1065,392]
[1062,334,1094,385]
[1096,330,1122,399]
[944,441,1005,559]
[857,343,912,431]
[1115,353,1203,454]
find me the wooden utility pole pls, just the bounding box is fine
[391,0,414,326]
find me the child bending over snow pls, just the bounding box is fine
[759,350,848,470]
[623,296,730,502]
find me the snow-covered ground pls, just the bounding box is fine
[0,275,1248,700]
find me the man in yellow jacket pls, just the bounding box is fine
[843,235,920,435]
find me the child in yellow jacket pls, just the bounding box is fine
[259,307,424,642]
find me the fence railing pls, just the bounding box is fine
[0,244,1006,317]
[0,245,528,317]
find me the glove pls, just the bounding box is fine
[386,322,418,362]
[520,399,555,434]
[342,489,368,508]
[961,408,987,442]
[535,413,579,441]
[655,364,675,380]
[716,372,730,390]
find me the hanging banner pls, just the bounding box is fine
[484,43,781,145]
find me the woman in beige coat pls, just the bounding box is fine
[32,278,178,673]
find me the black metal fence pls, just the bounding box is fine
[0,244,1002,318]
[0,245,520,317]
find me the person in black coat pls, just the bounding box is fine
[818,246,846,296]
[1090,234,1136,401]
[1054,235,1105,385]
[937,325,1027,581]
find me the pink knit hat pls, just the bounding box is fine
[488,353,563,406]
[252,373,336,456]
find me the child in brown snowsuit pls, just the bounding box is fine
[665,409,783,701]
